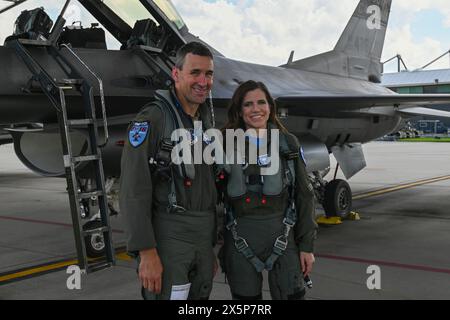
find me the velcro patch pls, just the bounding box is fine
[129,121,150,148]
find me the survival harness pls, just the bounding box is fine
[224,135,299,272]
[148,91,210,213]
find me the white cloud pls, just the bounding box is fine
[1,0,448,72]
[172,0,450,71]
[384,24,449,72]
[173,0,358,65]
[382,0,450,72]
[394,0,450,32]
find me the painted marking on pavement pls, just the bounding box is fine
[0,215,124,234]
[317,254,450,275]
[0,251,131,285]
[352,175,450,200]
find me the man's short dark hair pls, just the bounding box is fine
[175,42,213,69]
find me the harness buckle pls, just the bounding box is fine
[226,219,237,230]
[167,204,187,214]
[274,236,288,252]
[235,237,249,252]
[283,217,296,228]
[283,151,299,161]
[155,141,173,166]
[167,191,187,213]
[160,140,174,152]
[150,141,174,181]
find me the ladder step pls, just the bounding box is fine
[57,79,84,90]
[18,39,51,47]
[83,226,110,236]
[60,78,84,85]
[67,119,94,126]
[136,44,163,54]
[73,155,100,163]
[58,85,74,91]
[78,191,104,199]
[87,261,113,273]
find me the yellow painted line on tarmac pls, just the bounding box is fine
[116,252,133,261]
[353,175,450,201]
[0,259,78,283]
[0,251,132,284]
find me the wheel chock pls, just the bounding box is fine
[345,211,361,221]
[316,215,343,225]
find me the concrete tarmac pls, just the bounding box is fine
[1,142,450,300]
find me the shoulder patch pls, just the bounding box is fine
[129,121,150,148]
[299,146,307,166]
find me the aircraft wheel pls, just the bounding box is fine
[323,179,352,217]
[83,220,106,258]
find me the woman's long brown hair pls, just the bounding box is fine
[222,80,287,133]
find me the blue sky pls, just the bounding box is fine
[409,10,450,43]
[0,0,449,73]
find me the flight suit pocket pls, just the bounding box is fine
[288,270,305,300]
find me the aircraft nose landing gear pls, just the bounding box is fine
[83,219,106,258]
[80,178,119,258]
[312,171,353,218]
[323,179,352,217]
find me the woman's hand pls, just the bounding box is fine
[300,252,315,277]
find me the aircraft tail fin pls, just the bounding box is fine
[284,0,392,83]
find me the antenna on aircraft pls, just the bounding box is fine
[287,51,295,65]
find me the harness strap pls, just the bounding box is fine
[148,96,191,213]
[225,208,266,273]
[225,202,297,272]
[279,133,297,188]
[224,132,300,272]
[167,172,187,213]
[155,91,196,180]
[264,199,297,271]
[262,134,299,270]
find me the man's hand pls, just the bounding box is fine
[300,252,315,277]
[139,248,163,294]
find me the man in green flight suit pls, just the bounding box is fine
[119,42,217,300]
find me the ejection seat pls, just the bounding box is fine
[4,7,53,44]
[124,18,164,50]
[58,22,107,49]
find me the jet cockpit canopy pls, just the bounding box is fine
[0,0,28,14]
[101,0,186,32]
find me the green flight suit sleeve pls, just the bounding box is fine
[286,133,318,253]
[119,105,163,254]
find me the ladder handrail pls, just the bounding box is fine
[60,43,109,147]
[10,38,116,273]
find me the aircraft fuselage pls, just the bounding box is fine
[0,45,401,148]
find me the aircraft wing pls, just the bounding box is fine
[276,94,450,117]
[397,107,450,118]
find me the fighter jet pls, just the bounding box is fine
[1,0,450,264]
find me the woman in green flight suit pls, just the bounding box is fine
[218,80,318,300]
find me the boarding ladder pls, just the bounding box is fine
[6,37,115,274]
